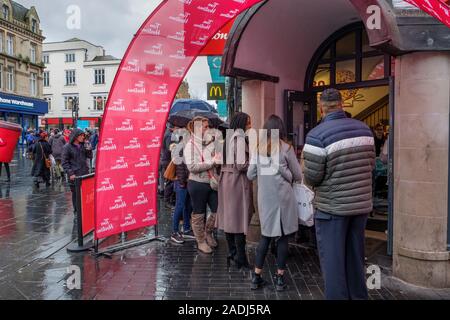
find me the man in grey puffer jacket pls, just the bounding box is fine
[302,89,375,300]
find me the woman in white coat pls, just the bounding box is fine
[247,115,302,292]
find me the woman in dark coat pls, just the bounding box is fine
[31,131,52,187]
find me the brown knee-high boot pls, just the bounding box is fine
[205,213,218,248]
[191,214,212,254]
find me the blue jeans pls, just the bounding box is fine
[172,181,192,233]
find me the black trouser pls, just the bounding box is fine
[255,235,290,271]
[70,184,77,215]
[0,163,10,180]
[315,210,368,300]
[225,233,248,267]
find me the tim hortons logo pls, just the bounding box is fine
[171,67,186,78]
[233,0,247,3]
[169,49,187,60]
[142,209,156,222]
[124,137,141,150]
[98,218,114,234]
[191,35,209,46]
[152,83,168,96]
[197,2,219,13]
[110,99,125,111]
[140,120,156,131]
[147,64,165,76]
[135,155,151,168]
[133,192,149,206]
[147,136,161,149]
[168,30,186,42]
[115,119,133,131]
[120,213,137,228]
[179,0,193,5]
[144,43,163,56]
[122,59,140,73]
[155,102,169,113]
[142,22,161,35]
[194,19,214,30]
[132,100,150,113]
[144,173,157,186]
[109,196,127,211]
[121,175,138,189]
[169,12,190,24]
[97,178,114,192]
[220,9,239,18]
[111,157,128,170]
[128,81,146,94]
[99,138,117,151]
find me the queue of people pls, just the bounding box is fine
[163,88,376,299]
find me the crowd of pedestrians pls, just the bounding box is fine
[161,88,380,300]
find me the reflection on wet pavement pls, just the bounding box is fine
[1,150,450,300]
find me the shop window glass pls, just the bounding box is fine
[362,56,385,81]
[313,64,330,87]
[336,60,356,84]
[336,32,355,57]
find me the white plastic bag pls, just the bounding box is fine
[49,154,56,167]
[293,182,315,227]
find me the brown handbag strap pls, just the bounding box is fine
[39,142,48,161]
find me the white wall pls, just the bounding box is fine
[233,0,360,116]
[43,40,120,122]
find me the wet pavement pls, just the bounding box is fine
[1,149,450,300]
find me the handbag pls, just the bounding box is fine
[293,181,315,227]
[40,142,51,169]
[163,161,177,181]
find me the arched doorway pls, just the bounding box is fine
[288,21,394,249]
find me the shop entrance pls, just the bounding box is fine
[286,22,394,250]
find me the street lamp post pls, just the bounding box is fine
[70,97,79,129]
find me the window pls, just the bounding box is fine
[64,95,78,110]
[65,70,76,86]
[31,19,38,33]
[44,96,52,111]
[43,71,50,87]
[6,34,13,56]
[2,5,9,20]
[30,73,37,96]
[30,44,36,63]
[309,24,390,89]
[92,95,107,111]
[0,32,3,53]
[0,64,3,89]
[66,53,75,63]
[7,66,14,91]
[94,69,105,84]
[43,54,49,64]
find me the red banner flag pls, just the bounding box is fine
[405,0,450,28]
[94,0,264,240]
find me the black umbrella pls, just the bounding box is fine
[168,109,223,128]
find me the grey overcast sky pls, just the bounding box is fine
[19,0,212,101]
